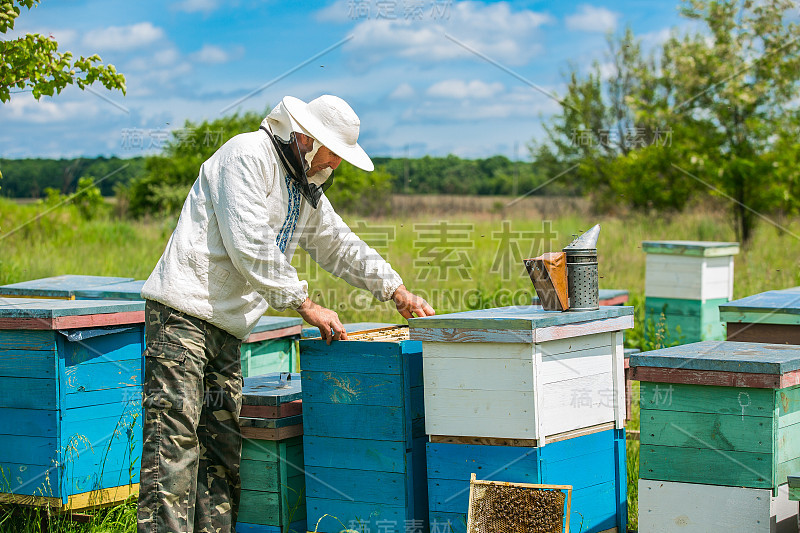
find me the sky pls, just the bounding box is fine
[1,0,689,161]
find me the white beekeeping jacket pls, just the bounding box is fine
[141,116,403,340]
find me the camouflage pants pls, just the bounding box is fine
[137,300,244,533]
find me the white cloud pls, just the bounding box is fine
[389,82,416,100]
[598,62,616,80]
[127,47,181,71]
[339,1,553,67]
[1,94,101,124]
[82,22,165,51]
[173,0,220,14]
[4,27,78,48]
[191,44,237,64]
[641,27,672,48]
[403,84,562,122]
[426,79,504,99]
[315,0,351,23]
[565,5,618,32]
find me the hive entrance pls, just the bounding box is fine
[467,473,571,533]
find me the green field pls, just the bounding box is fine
[2,196,800,531]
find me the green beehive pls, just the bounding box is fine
[238,373,305,533]
[643,240,739,343]
[241,317,302,376]
[720,288,800,344]
[630,341,800,492]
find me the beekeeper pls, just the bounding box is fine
[137,94,434,533]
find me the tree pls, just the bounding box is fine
[664,0,800,242]
[541,0,800,241]
[128,110,265,217]
[0,0,125,102]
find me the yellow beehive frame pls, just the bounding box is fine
[467,473,572,533]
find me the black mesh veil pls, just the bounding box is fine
[260,125,335,209]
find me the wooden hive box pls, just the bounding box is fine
[408,305,633,444]
[0,275,135,300]
[643,240,739,343]
[242,316,302,376]
[631,341,800,532]
[3,277,302,375]
[532,288,630,307]
[72,280,146,301]
[631,341,800,491]
[426,429,626,533]
[238,372,306,533]
[0,298,145,510]
[789,474,800,501]
[720,288,800,345]
[638,480,798,533]
[299,326,427,533]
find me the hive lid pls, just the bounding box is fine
[73,279,146,300]
[250,314,303,333]
[0,298,145,329]
[242,372,301,405]
[629,341,800,375]
[0,275,135,298]
[719,290,800,323]
[641,240,740,257]
[409,305,633,343]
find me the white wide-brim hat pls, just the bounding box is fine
[282,95,374,172]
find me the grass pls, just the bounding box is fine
[3,195,800,531]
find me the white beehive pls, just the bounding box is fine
[409,305,634,445]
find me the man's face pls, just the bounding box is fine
[308,145,343,176]
[297,133,343,175]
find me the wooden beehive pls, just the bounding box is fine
[720,288,800,344]
[0,275,135,300]
[631,341,800,532]
[409,306,633,444]
[789,474,800,501]
[238,373,306,533]
[4,275,302,375]
[72,280,146,300]
[242,316,302,375]
[638,481,798,533]
[643,240,739,343]
[300,326,427,533]
[427,429,626,533]
[0,298,145,509]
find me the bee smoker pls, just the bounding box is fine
[524,224,601,312]
[562,224,600,311]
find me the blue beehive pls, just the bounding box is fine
[0,275,135,300]
[426,429,626,533]
[1,276,302,375]
[73,280,146,301]
[300,326,427,533]
[0,298,145,509]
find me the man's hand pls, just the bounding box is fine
[392,285,435,319]
[295,298,348,345]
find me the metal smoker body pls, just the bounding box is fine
[563,225,600,312]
